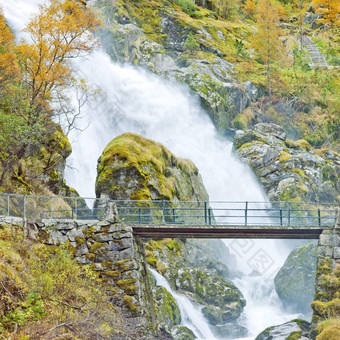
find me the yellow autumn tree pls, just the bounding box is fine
[16,0,100,116]
[0,0,100,187]
[243,0,256,18]
[215,0,240,19]
[293,0,310,48]
[253,0,283,100]
[0,9,19,99]
[312,0,340,36]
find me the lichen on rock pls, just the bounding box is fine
[96,132,209,202]
[234,123,340,203]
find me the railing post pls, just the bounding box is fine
[23,195,26,220]
[162,200,166,223]
[204,201,207,224]
[75,197,78,219]
[208,208,211,225]
[245,201,248,226]
[280,209,283,226]
[172,208,176,224]
[51,197,53,219]
[138,207,141,224]
[318,209,321,226]
[7,194,10,217]
[288,203,291,226]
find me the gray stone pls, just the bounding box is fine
[76,255,91,265]
[319,233,334,246]
[66,226,86,241]
[122,270,139,280]
[75,243,89,257]
[46,229,68,244]
[318,245,333,257]
[274,243,317,314]
[255,320,310,340]
[333,247,340,259]
[93,232,115,242]
[104,201,119,223]
[110,238,133,251]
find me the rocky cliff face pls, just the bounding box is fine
[93,0,260,131]
[234,123,340,203]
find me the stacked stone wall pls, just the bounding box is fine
[9,205,156,335]
[311,209,340,338]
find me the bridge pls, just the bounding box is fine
[0,193,338,239]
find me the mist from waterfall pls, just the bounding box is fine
[3,1,305,339]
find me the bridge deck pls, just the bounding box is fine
[132,224,329,239]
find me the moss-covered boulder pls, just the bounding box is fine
[255,319,310,340]
[274,243,318,314]
[154,285,181,332]
[96,132,209,201]
[171,325,196,340]
[176,268,246,322]
[234,123,340,203]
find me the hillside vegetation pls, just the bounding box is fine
[96,0,339,150]
[0,223,132,339]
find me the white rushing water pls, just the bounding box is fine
[150,268,216,340]
[3,1,303,339]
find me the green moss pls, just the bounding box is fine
[296,139,312,151]
[279,178,309,202]
[161,239,181,252]
[96,133,199,201]
[292,168,308,181]
[238,142,253,151]
[116,279,137,289]
[311,299,340,318]
[89,242,105,253]
[146,256,158,267]
[316,319,340,340]
[114,259,135,272]
[286,331,302,340]
[74,237,86,245]
[102,271,121,278]
[49,126,72,157]
[279,150,293,163]
[123,295,137,312]
[232,108,255,130]
[85,253,95,262]
[285,139,300,149]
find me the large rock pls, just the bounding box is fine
[234,123,340,203]
[255,319,311,340]
[95,132,209,201]
[274,243,318,314]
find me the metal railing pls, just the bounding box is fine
[0,192,110,221]
[114,200,338,227]
[0,192,338,227]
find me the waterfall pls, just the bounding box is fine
[150,268,215,340]
[3,1,305,339]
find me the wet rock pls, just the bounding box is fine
[171,325,196,340]
[274,243,317,314]
[255,319,310,340]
